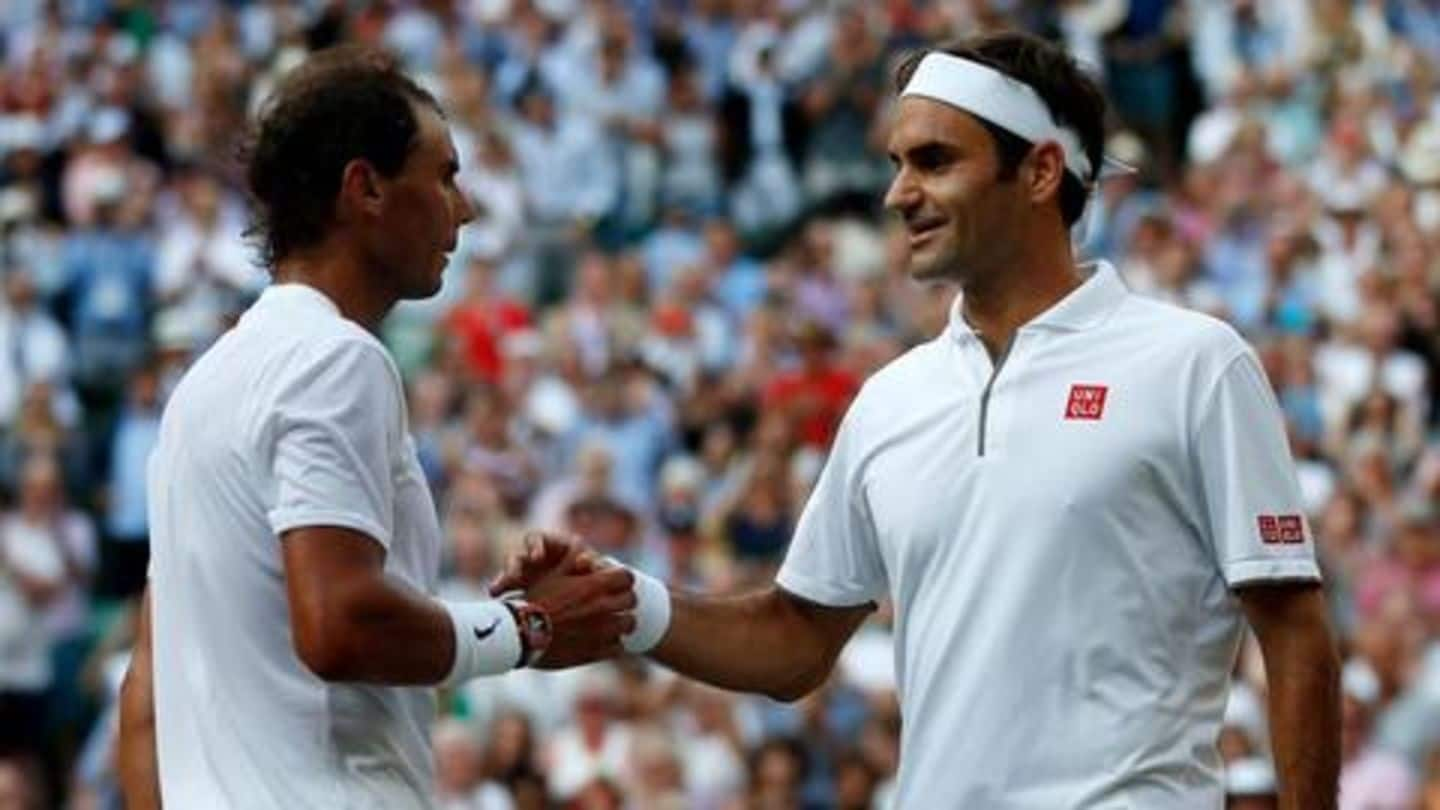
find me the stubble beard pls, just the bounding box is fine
[907,237,971,286]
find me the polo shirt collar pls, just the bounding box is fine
[948,260,1128,344]
[258,282,341,318]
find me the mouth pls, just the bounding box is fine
[906,219,946,247]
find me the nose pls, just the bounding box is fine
[455,186,477,226]
[883,166,919,217]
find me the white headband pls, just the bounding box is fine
[900,52,1127,185]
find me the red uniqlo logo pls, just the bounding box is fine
[1258,514,1305,544]
[1277,515,1304,543]
[1065,385,1108,420]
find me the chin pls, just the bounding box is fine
[907,249,962,283]
[396,271,445,301]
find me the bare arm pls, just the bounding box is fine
[282,527,458,683]
[650,586,872,702]
[282,527,635,683]
[119,589,160,810]
[1238,582,1340,810]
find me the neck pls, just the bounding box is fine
[960,233,1081,359]
[272,239,395,332]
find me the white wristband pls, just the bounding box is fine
[622,565,672,654]
[438,600,522,686]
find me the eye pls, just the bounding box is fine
[911,145,954,173]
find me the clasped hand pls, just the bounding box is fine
[490,532,634,669]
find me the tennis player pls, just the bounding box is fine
[500,32,1340,809]
[117,47,636,810]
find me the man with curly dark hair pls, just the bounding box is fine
[118,46,637,809]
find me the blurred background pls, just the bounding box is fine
[0,0,1438,808]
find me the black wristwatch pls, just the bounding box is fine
[503,600,552,668]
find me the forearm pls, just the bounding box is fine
[296,575,457,685]
[119,593,161,810]
[650,587,862,702]
[1263,621,1341,810]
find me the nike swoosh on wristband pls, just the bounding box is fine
[473,618,501,641]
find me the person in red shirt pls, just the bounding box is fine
[760,319,858,449]
[443,256,531,383]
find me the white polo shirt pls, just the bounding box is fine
[147,284,443,809]
[777,261,1319,809]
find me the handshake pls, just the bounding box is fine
[482,531,668,670]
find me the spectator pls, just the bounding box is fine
[509,82,618,303]
[659,66,723,217]
[0,452,95,755]
[153,165,261,353]
[1340,658,1419,810]
[444,257,533,386]
[546,667,632,803]
[56,167,152,395]
[761,320,857,450]
[449,386,541,520]
[434,718,514,810]
[0,754,46,810]
[0,264,76,430]
[746,736,808,810]
[98,362,161,600]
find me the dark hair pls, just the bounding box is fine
[893,32,1106,226]
[240,45,441,266]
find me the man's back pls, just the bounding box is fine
[147,284,442,809]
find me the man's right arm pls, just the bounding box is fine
[646,586,872,702]
[282,527,635,684]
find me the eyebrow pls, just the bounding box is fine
[887,140,959,165]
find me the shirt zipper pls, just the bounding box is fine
[977,336,1016,457]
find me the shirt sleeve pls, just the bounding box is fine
[267,338,401,548]
[1192,349,1321,587]
[775,399,887,606]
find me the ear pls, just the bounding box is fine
[337,158,385,220]
[1023,141,1067,209]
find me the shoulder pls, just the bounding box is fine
[247,311,402,414]
[1113,294,1253,369]
[843,337,950,432]
[293,331,400,395]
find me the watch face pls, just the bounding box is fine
[518,604,552,657]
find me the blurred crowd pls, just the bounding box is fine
[0,0,1439,808]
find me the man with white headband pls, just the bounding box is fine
[496,31,1340,809]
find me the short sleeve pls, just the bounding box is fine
[267,338,401,548]
[775,402,887,606]
[1192,350,1321,587]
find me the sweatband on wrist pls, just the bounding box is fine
[621,564,672,654]
[438,600,522,686]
